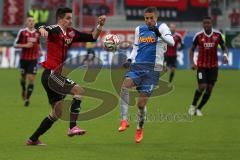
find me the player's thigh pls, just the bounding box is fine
[136,71,159,98]
[197,68,207,84]
[41,70,66,106]
[19,60,27,75]
[207,68,218,86]
[70,84,85,97]
[48,73,76,95]
[26,60,38,75]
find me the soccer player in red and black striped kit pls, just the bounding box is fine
[26,7,106,145]
[188,17,228,116]
[165,23,184,84]
[14,16,42,106]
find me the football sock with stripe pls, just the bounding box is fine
[169,71,175,83]
[197,90,212,110]
[192,89,204,106]
[26,84,34,100]
[20,79,26,93]
[70,98,81,129]
[29,115,56,142]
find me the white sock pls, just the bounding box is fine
[120,87,129,120]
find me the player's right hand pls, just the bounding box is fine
[123,59,132,69]
[39,28,48,38]
[191,63,198,70]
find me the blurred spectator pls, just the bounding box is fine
[210,0,222,27]
[228,8,240,27]
[218,29,225,48]
[0,47,3,66]
[31,0,66,9]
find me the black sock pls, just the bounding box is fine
[70,98,81,129]
[26,84,34,100]
[192,89,203,106]
[169,72,175,83]
[29,116,55,142]
[197,91,211,110]
[20,79,26,92]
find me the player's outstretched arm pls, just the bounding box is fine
[220,43,229,64]
[189,44,197,70]
[149,24,175,46]
[38,26,49,38]
[92,15,106,39]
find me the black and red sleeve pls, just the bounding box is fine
[72,28,97,42]
[193,35,199,46]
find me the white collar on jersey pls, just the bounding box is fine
[203,29,213,37]
[57,24,66,35]
[26,27,36,33]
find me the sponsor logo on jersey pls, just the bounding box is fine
[139,36,156,43]
[65,38,73,45]
[204,42,215,48]
[28,37,37,42]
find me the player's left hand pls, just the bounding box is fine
[148,26,161,37]
[123,59,132,69]
[223,55,228,64]
[39,28,48,38]
[40,51,44,56]
[98,15,106,26]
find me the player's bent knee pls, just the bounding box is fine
[122,78,134,89]
[199,84,207,91]
[137,100,147,108]
[49,110,59,121]
[27,74,35,82]
[71,85,85,97]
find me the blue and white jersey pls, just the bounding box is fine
[129,23,174,71]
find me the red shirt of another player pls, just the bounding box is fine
[193,30,224,68]
[166,32,182,57]
[15,28,41,60]
[41,25,96,70]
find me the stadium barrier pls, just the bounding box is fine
[0,47,239,69]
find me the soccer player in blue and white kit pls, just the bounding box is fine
[119,7,174,143]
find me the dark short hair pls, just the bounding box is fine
[56,7,72,21]
[26,15,34,19]
[144,7,159,17]
[203,16,212,21]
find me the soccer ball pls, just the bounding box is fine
[102,34,120,52]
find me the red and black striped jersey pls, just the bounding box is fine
[15,28,41,60]
[40,25,96,70]
[193,29,224,68]
[166,32,183,57]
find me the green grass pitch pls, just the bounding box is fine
[0,68,239,160]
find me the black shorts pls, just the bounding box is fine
[41,69,76,105]
[197,68,218,85]
[20,59,38,75]
[164,56,177,68]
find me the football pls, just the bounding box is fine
[102,34,120,52]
